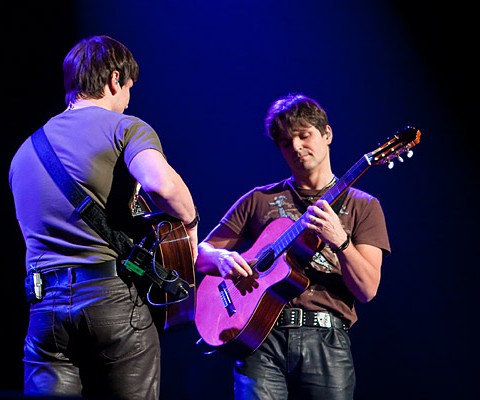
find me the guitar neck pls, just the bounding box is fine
[323,154,371,205]
[271,154,372,258]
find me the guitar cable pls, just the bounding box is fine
[151,220,178,283]
[144,220,190,307]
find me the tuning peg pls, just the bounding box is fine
[397,155,404,163]
[407,150,413,158]
[388,160,394,169]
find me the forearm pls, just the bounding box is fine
[196,241,253,278]
[336,243,382,303]
[306,200,383,303]
[196,242,224,276]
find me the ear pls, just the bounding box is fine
[108,71,121,94]
[324,125,333,144]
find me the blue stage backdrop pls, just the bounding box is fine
[2,1,477,399]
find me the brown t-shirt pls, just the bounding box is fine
[214,178,391,327]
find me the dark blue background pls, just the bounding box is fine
[3,1,477,399]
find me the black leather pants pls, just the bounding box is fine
[23,274,160,399]
[234,325,355,400]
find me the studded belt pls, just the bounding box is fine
[276,308,349,332]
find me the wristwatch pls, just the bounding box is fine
[184,207,200,229]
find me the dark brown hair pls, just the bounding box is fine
[265,93,329,145]
[63,35,139,105]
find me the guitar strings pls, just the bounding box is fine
[221,248,273,304]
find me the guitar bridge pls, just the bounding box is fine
[218,281,236,317]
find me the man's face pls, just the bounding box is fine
[277,124,332,174]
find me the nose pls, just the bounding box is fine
[291,137,303,152]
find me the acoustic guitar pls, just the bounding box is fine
[128,184,196,331]
[194,126,421,356]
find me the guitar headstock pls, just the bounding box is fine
[368,125,421,169]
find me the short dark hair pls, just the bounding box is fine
[63,35,139,105]
[265,93,329,145]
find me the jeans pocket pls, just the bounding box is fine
[83,302,154,361]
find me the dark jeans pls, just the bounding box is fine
[24,273,160,399]
[234,325,355,400]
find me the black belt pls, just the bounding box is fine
[40,260,118,288]
[276,308,349,332]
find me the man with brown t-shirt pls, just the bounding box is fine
[195,93,390,400]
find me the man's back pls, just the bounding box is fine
[9,106,161,270]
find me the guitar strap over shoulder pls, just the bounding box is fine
[31,126,189,300]
[31,126,134,257]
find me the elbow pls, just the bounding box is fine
[356,287,378,304]
[358,294,375,304]
[355,268,381,303]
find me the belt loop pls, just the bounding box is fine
[67,267,73,285]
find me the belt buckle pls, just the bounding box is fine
[281,308,303,328]
[316,311,332,328]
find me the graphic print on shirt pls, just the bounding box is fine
[265,195,297,222]
[338,204,349,216]
[311,251,334,273]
